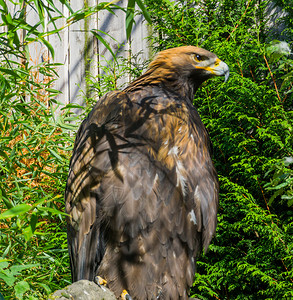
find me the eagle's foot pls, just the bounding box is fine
[94,276,108,290]
[121,289,132,300]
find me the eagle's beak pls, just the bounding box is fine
[212,59,230,82]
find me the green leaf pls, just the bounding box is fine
[288,198,293,207]
[14,281,30,300]
[0,204,32,219]
[90,29,118,64]
[0,192,13,210]
[61,103,84,110]
[36,282,51,295]
[37,206,68,216]
[281,194,293,200]
[10,264,40,275]
[0,261,9,269]
[57,120,78,130]
[135,0,152,24]
[39,37,55,59]
[162,0,175,9]
[0,150,9,161]
[23,213,38,241]
[47,148,63,162]
[45,88,61,94]
[15,104,30,116]
[126,0,135,40]
[32,0,45,28]
[0,273,16,287]
[0,0,8,12]
[270,182,288,190]
[0,67,22,78]
[51,0,73,14]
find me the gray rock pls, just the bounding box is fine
[49,280,116,300]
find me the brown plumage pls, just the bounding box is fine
[65,46,229,299]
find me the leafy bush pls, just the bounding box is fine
[144,0,293,298]
[264,157,293,207]
[0,69,74,297]
[0,19,75,300]
[0,1,83,298]
[84,51,148,107]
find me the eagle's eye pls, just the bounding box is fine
[194,54,204,62]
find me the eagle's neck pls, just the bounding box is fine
[160,75,202,102]
[124,66,202,103]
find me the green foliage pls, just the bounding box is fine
[264,157,293,207]
[84,51,148,112]
[145,0,293,298]
[0,4,78,297]
[0,0,72,59]
[126,0,152,40]
[0,23,74,300]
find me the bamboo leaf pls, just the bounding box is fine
[57,0,74,14]
[15,104,30,115]
[126,0,135,40]
[47,148,63,162]
[0,204,32,219]
[0,189,13,209]
[0,0,8,13]
[135,0,152,24]
[90,29,118,64]
[39,37,55,59]
[37,207,68,216]
[32,0,45,28]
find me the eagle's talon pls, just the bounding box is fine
[121,289,132,300]
[94,275,107,289]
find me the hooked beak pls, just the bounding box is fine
[212,59,230,82]
[196,58,230,82]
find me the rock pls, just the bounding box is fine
[49,279,116,300]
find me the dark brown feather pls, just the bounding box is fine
[65,46,228,299]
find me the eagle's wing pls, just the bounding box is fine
[65,87,218,298]
[65,90,124,281]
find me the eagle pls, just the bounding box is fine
[65,46,229,299]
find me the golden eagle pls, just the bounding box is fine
[65,46,229,299]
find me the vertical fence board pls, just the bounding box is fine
[85,0,99,99]
[48,1,70,107]
[97,0,129,88]
[67,0,87,107]
[129,8,153,81]
[25,4,44,69]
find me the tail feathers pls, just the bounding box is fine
[67,221,105,282]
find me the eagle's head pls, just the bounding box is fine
[128,46,229,100]
[151,45,229,81]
